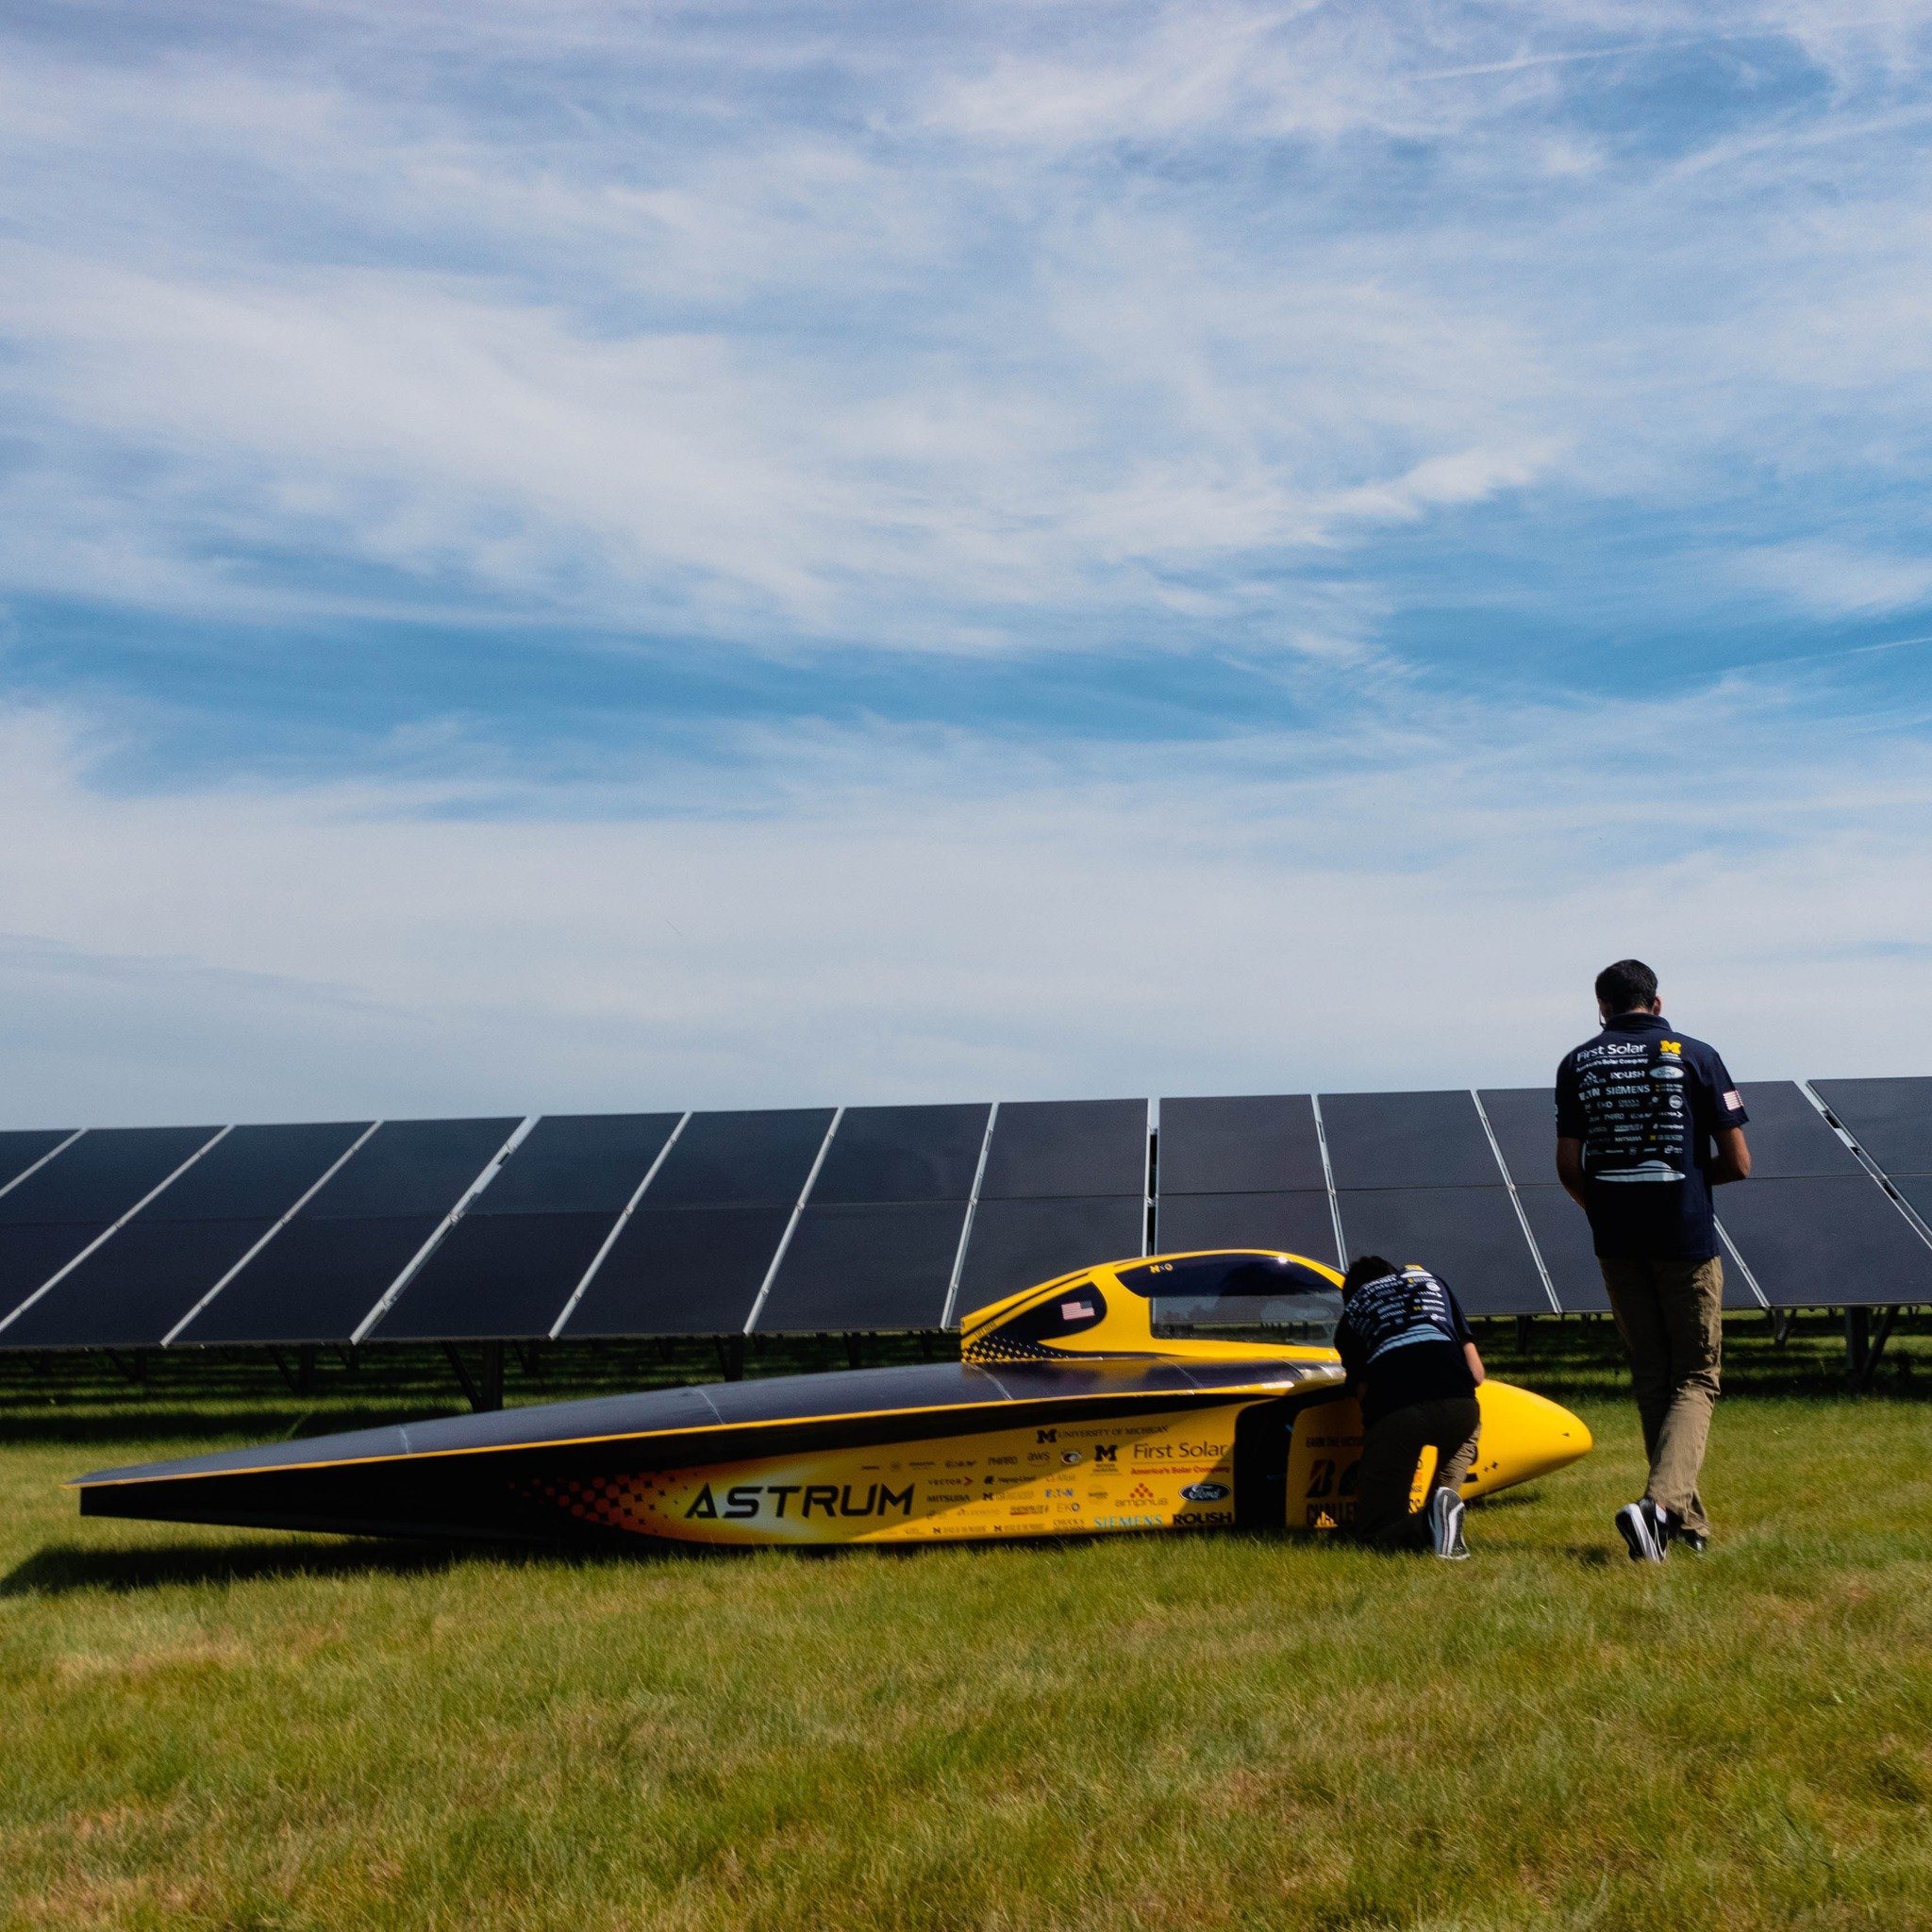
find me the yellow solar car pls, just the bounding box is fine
[73,1250,1591,1546]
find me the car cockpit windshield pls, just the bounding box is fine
[1116,1253,1342,1348]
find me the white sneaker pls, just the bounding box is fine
[1616,1498,1669,1563]
[1427,1486,1470,1559]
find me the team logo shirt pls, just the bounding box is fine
[1556,1013,1748,1259]
[1334,1266,1477,1428]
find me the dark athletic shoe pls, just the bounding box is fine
[1428,1487,1470,1560]
[1674,1526,1710,1554]
[1616,1499,1669,1563]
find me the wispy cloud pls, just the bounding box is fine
[6,3,1932,1111]
[3,661,1928,1123]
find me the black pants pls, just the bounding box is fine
[1354,1396,1482,1547]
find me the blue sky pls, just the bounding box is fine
[3,0,1932,1124]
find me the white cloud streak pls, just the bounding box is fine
[3,675,1928,1124]
[4,1,1932,648]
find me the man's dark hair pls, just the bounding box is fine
[1595,958,1658,1014]
[1341,1254,1399,1300]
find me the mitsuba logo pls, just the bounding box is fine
[683,1481,914,1521]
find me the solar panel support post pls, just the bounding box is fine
[271,1345,317,1396]
[1845,1307,1871,1390]
[714,1336,744,1382]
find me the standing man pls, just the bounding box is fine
[1557,959,1751,1562]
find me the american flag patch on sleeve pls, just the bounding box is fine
[1722,1091,1742,1110]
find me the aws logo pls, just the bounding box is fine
[683,1481,914,1522]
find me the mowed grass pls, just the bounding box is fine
[2,1323,1931,1932]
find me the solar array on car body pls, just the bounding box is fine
[2,1077,1930,1350]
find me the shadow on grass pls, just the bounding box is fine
[1,1535,673,1598]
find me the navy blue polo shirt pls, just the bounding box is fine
[1555,1012,1749,1260]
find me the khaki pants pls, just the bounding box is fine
[1354,1396,1482,1548]
[1600,1255,1723,1537]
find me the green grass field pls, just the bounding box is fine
[4,1321,1930,1932]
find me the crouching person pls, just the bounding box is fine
[1335,1255,1485,1559]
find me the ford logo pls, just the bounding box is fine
[1180,1481,1229,1503]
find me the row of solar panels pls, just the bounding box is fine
[0,1077,1926,1351]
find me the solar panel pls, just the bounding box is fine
[1511,1187,1607,1312]
[1719,1176,1932,1307]
[640,1109,836,1207]
[1474,1088,1558,1189]
[1880,1174,1932,1225]
[1730,1082,1863,1179]
[808,1104,991,1205]
[951,1195,1148,1319]
[0,1125,219,1227]
[368,1212,620,1340]
[0,1123,372,1349]
[461,1113,683,1215]
[171,1217,452,1344]
[1333,1187,1552,1317]
[1156,1094,1326,1195]
[753,1201,970,1332]
[1809,1076,1932,1176]
[1,1221,280,1348]
[168,1118,517,1344]
[0,1129,76,1194]
[553,1205,795,1337]
[976,1100,1148,1200]
[0,1125,222,1325]
[1153,1191,1339,1266]
[295,1117,522,1219]
[1319,1091,1503,1191]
